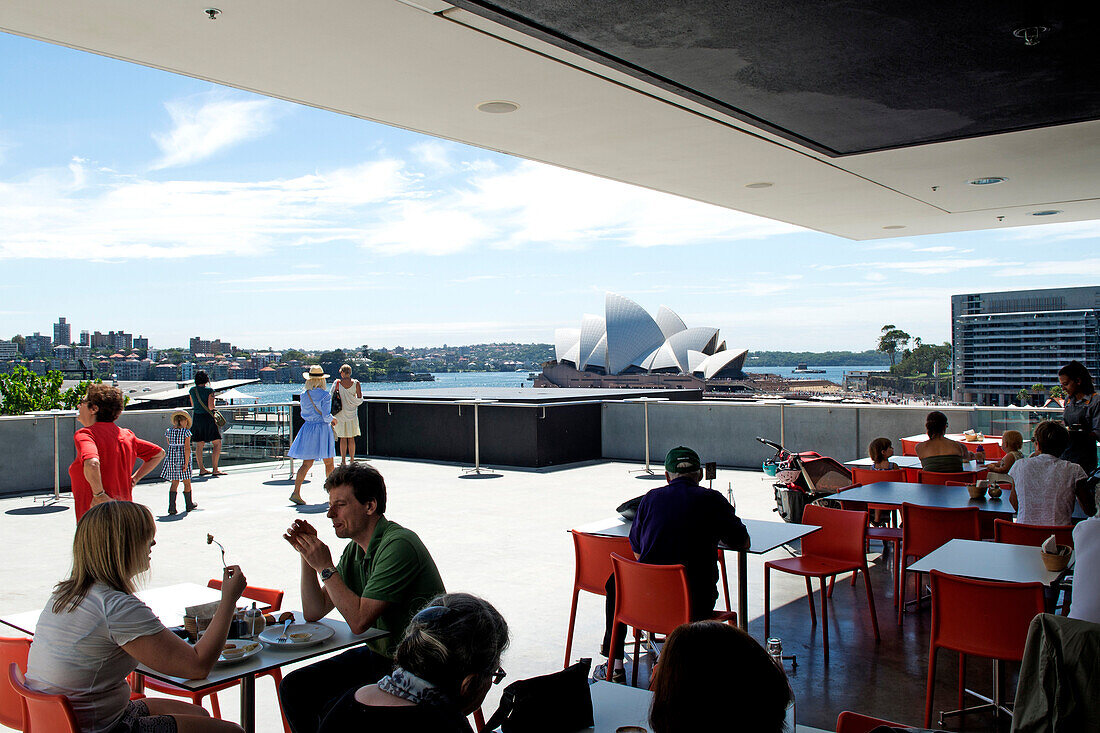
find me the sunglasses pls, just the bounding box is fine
[490,666,506,685]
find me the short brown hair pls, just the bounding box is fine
[1001,430,1023,452]
[85,384,125,422]
[650,622,791,733]
[1033,420,1069,457]
[868,437,893,463]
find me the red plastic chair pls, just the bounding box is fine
[836,711,907,733]
[918,470,979,486]
[0,637,31,731]
[993,519,1074,548]
[764,504,880,663]
[898,504,981,624]
[608,553,736,686]
[8,663,80,733]
[925,570,1044,728]
[564,531,633,667]
[142,581,290,732]
[900,438,922,456]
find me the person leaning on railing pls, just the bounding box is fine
[70,383,164,521]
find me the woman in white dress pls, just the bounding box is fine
[332,363,364,465]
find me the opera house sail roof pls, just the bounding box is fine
[554,293,747,379]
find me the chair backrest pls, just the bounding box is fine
[900,438,921,456]
[610,553,691,636]
[850,467,907,486]
[800,504,869,564]
[208,579,284,611]
[901,503,981,559]
[993,519,1074,549]
[8,663,81,733]
[836,711,905,733]
[570,531,634,595]
[929,570,1044,661]
[0,637,31,730]
[918,470,977,485]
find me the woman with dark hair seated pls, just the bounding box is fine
[649,621,792,733]
[319,593,509,733]
[70,384,164,521]
[915,410,968,474]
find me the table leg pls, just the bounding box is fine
[240,674,255,733]
[737,551,748,631]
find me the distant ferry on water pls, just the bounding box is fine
[792,362,826,374]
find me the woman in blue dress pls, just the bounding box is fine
[288,365,337,505]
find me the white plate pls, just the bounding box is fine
[216,640,262,665]
[258,622,334,649]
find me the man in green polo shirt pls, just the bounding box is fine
[279,462,445,733]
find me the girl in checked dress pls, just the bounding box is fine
[162,410,196,515]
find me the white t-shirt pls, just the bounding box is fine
[1009,453,1086,525]
[1070,517,1100,624]
[26,582,165,733]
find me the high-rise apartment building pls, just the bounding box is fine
[79,330,90,346]
[133,335,149,351]
[109,331,133,351]
[25,332,52,358]
[951,286,1100,405]
[190,336,231,356]
[90,331,109,348]
[0,341,18,360]
[53,317,71,346]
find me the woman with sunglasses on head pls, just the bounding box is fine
[25,501,248,733]
[71,384,165,521]
[319,593,509,733]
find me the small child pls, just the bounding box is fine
[986,430,1025,484]
[868,437,899,470]
[161,410,196,515]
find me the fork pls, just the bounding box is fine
[277,619,293,643]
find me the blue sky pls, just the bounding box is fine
[2,32,1098,352]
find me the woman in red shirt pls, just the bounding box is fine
[70,384,165,521]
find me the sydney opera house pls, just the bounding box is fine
[548,293,747,385]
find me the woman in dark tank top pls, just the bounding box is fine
[916,411,968,473]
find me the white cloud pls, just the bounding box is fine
[151,93,282,170]
[1003,220,1100,242]
[991,258,1100,278]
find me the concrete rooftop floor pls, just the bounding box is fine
[0,458,1013,732]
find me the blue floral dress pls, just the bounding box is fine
[160,427,192,480]
[288,388,335,460]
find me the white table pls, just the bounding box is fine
[574,516,820,632]
[587,680,823,732]
[907,538,1065,586]
[845,455,985,473]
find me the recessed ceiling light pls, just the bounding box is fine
[967,177,1008,186]
[477,101,519,114]
[744,182,773,189]
[1030,209,1063,217]
[882,225,906,230]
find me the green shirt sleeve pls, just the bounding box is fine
[360,537,423,603]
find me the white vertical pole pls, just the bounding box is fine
[53,414,60,501]
[473,403,481,473]
[643,401,652,473]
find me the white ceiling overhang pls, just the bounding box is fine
[3,0,1098,240]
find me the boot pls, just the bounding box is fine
[168,491,178,515]
[184,492,198,512]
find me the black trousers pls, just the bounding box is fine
[279,645,393,733]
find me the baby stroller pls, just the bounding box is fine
[757,437,853,523]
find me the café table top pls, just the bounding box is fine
[573,516,820,554]
[907,538,1065,587]
[836,482,1015,515]
[902,432,1002,448]
[586,680,826,733]
[845,455,985,472]
[138,611,385,692]
[0,582,222,636]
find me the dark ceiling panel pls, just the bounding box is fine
[449,0,1100,156]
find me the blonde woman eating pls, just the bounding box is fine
[332,364,364,465]
[25,501,247,733]
[288,365,337,505]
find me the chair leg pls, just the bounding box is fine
[564,588,579,667]
[764,564,771,639]
[264,669,293,733]
[718,550,732,612]
[892,541,901,608]
[850,568,858,587]
[805,577,817,626]
[208,691,221,719]
[925,646,938,728]
[631,628,640,688]
[474,708,486,732]
[828,575,835,597]
[862,563,880,642]
[820,576,829,663]
[898,557,907,626]
[957,653,965,710]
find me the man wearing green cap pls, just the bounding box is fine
[595,446,749,682]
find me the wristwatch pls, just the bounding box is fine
[320,567,339,582]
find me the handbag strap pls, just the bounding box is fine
[482,688,515,732]
[192,387,215,417]
[304,388,321,417]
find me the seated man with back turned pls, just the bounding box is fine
[595,446,750,682]
[280,463,445,733]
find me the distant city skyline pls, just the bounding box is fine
[2,33,1100,351]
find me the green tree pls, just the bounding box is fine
[1016,387,1030,406]
[1030,383,1046,394]
[877,325,911,367]
[0,367,91,415]
[9,335,25,354]
[1050,385,1066,400]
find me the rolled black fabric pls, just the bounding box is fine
[483,658,594,733]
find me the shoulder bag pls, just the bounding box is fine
[331,384,342,416]
[192,387,226,428]
[483,658,593,733]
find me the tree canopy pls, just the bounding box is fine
[877,325,912,367]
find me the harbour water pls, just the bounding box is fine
[234,366,881,403]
